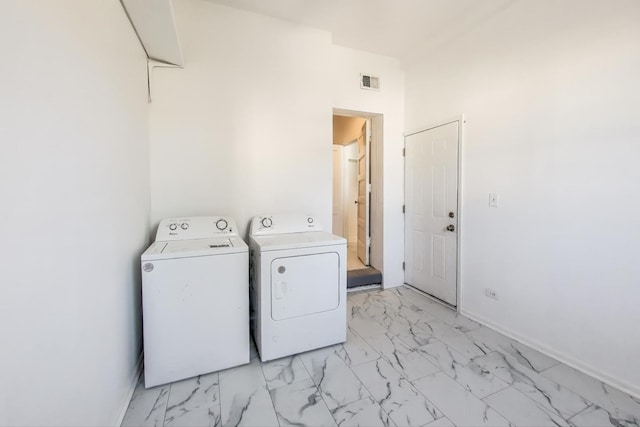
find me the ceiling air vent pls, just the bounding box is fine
[360,73,380,91]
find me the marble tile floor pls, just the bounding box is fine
[122,286,640,427]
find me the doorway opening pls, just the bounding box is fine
[332,110,383,289]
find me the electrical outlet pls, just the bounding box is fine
[489,193,499,207]
[485,288,498,300]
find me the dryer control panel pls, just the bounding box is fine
[250,213,322,236]
[156,216,240,241]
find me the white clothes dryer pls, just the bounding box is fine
[141,216,249,388]
[249,213,347,362]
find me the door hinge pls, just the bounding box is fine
[402,262,405,271]
[402,148,405,157]
[402,204,405,214]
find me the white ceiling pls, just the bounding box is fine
[205,0,514,65]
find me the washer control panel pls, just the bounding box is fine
[156,216,240,241]
[250,213,321,236]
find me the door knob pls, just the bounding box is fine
[449,212,455,218]
[446,224,455,232]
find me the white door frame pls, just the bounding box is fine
[332,145,345,237]
[333,108,384,275]
[357,120,371,266]
[404,114,465,309]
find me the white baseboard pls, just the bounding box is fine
[114,352,143,426]
[460,308,640,401]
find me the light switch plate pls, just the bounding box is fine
[489,193,499,207]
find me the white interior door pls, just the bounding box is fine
[357,120,370,265]
[405,121,459,306]
[332,145,344,237]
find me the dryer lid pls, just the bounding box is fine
[251,231,346,251]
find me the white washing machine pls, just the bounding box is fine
[141,216,249,388]
[249,213,347,362]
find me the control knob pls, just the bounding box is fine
[181,223,189,230]
[261,217,272,228]
[169,223,177,231]
[216,219,228,231]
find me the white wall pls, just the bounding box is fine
[332,47,405,287]
[149,0,333,236]
[404,0,640,396]
[0,1,150,425]
[149,2,405,286]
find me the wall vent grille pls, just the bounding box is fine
[360,73,380,91]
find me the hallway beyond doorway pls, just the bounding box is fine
[347,243,366,271]
[347,243,382,289]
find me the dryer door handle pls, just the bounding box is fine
[275,281,287,299]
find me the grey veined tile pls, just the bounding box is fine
[569,404,640,427]
[412,372,510,427]
[331,397,395,427]
[122,379,170,427]
[347,304,389,338]
[362,289,409,314]
[483,386,571,427]
[360,290,438,337]
[218,359,278,427]
[416,339,508,399]
[362,332,439,381]
[300,347,370,410]
[352,358,443,426]
[164,373,221,427]
[270,379,336,427]
[542,363,640,424]
[368,306,435,338]
[472,351,590,419]
[423,417,456,426]
[393,286,481,333]
[260,355,310,390]
[466,326,559,373]
[398,318,488,358]
[333,326,381,367]
[414,339,471,373]
[347,289,374,307]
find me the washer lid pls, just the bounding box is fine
[251,231,346,251]
[141,236,248,260]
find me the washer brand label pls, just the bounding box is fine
[143,263,154,272]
